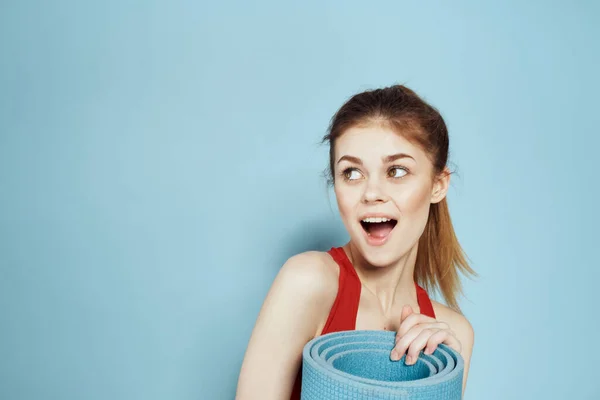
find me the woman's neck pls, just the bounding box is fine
[343,241,419,314]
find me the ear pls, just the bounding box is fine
[430,166,451,204]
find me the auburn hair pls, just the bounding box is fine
[321,84,477,313]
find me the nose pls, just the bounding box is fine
[361,178,389,204]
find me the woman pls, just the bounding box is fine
[236,84,477,399]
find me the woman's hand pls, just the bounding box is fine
[390,305,462,365]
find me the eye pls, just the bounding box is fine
[388,166,408,179]
[342,168,363,181]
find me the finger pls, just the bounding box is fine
[400,304,413,324]
[425,329,461,355]
[423,329,448,355]
[436,329,462,353]
[396,314,441,341]
[395,306,416,344]
[405,328,442,365]
[392,322,447,360]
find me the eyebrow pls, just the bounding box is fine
[336,153,415,165]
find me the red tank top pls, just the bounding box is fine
[289,247,436,400]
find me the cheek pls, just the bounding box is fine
[334,185,359,221]
[395,185,431,216]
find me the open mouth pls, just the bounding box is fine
[360,219,398,239]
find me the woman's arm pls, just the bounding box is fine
[235,252,338,400]
[452,313,474,397]
[433,308,475,396]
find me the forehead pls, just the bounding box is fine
[335,124,426,164]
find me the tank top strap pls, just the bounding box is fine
[320,247,362,334]
[415,282,436,319]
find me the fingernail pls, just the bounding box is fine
[405,355,413,365]
[390,350,400,361]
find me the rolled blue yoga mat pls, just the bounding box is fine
[301,330,463,399]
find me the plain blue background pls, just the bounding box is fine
[1,1,599,399]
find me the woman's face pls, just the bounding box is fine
[333,123,448,266]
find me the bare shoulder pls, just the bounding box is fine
[235,250,340,399]
[430,300,475,353]
[276,251,339,305]
[287,250,341,333]
[253,251,339,341]
[430,300,472,327]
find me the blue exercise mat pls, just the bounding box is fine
[301,330,463,399]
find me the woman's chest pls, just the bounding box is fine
[354,290,423,332]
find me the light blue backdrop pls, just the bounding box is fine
[1,1,598,399]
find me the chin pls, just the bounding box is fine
[352,233,398,268]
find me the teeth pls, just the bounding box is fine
[362,217,393,223]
